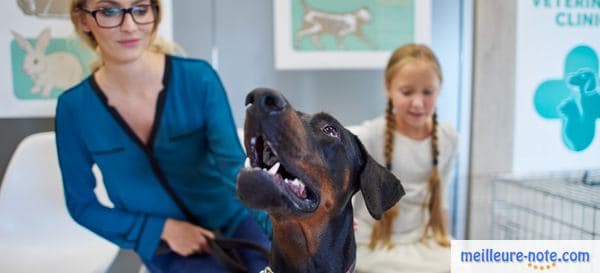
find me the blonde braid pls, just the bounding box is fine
[384,99,395,170]
[369,98,399,250]
[422,112,450,247]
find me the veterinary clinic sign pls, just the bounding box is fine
[1,0,173,117]
[530,0,600,27]
[512,0,600,172]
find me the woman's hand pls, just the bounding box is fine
[161,218,215,256]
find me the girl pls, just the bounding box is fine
[353,44,458,273]
[56,0,269,272]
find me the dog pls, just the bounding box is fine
[237,88,405,273]
[294,0,375,50]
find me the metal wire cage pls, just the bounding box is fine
[491,170,600,239]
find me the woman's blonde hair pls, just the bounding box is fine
[69,0,180,70]
[369,43,449,250]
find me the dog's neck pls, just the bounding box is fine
[269,206,356,273]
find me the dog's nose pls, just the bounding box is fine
[246,88,288,114]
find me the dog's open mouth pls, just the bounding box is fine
[240,134,319,213]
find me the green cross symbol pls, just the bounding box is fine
[534,45,600,151]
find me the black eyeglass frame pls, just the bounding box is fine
[79,4,159,29]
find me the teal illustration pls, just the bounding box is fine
[534,45,600,151]
[11,28,93,100]
[293,0,414,51]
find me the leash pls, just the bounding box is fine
[148,155,270,273]
[208,237,271,273]
[158,237,270,273]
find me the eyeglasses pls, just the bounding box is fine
[79,4,158,29]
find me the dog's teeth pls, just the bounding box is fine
[244,157,250,168]
[293,178,303,186]
[251,137,256,146]
[268,162,280,175]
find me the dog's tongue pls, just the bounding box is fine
[268,162,307,199]
[285,178,307,199]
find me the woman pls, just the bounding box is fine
[353,44,458,273]
[56,0,269,272]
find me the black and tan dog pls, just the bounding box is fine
[236,88,405,273]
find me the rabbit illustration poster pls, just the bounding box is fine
[512,0,600,173]
[274,0,431,69]
[11,28,91,99]
[1,0,173,117]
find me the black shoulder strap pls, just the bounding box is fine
[150,161,199,225]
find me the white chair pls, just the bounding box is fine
[0,132,119,273]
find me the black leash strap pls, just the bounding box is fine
[208,237,271,273]
[150,160,270,273]
[157,236,270,273]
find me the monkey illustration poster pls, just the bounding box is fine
[274,0,431,69]
[1,0,172,117]
[513,0,600,172]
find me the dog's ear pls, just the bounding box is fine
[354,135,405,220]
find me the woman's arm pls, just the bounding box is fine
[201,64,245,188]
[55,97,166,261]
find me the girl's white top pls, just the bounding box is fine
[351,116,458,245]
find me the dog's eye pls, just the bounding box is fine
[322,125,339,138]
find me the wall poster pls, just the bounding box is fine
[274,0,431,70]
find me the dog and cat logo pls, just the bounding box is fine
[534,45,600,151]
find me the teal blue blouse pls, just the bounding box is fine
[55,55,249,261]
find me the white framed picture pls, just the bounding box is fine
[274,0,431,70]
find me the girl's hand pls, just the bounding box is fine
[161,218,215,256]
